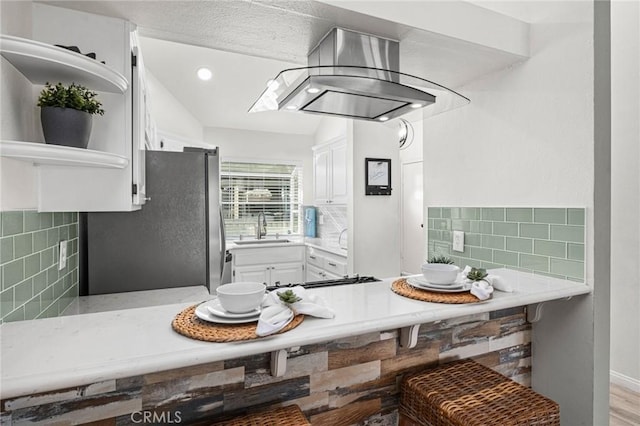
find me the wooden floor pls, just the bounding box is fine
[610,383,640,425]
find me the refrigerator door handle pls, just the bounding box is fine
[219,205,226,281]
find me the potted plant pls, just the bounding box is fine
[426,255,454,264]
[37,82,104,149]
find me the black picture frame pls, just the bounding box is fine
[365,158,392,195]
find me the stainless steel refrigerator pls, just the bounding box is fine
[81,148,225,295]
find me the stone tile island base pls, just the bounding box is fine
[1,308,530,425]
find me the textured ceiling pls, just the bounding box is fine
[38,0,527,136]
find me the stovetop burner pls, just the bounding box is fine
[266,275,380,291]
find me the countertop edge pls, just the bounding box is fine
[304,241,347,256]
[0,270,591,399]
[225,239,346,256]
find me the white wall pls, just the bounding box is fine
[203,127,315,205]
[0,0,38,211]
[0,0,32,37]
[314,116,348,145]
[610,0,640,390]
[421,2,607,423]
[398,113,425,273]
[145,70,203,142]
[348,120,401,279]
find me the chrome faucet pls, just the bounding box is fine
[256,212,267,239]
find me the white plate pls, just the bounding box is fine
[195,300,260,324]
[206,298,261,318]
[406,276,471,293]
[407,275,464,288]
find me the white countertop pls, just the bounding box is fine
[305,239,347,257]
[226,237,306,250]
[62,286,211,316]
[225,237,346,257]
[0,269,589,399]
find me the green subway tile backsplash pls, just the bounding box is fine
[550,258,584,280]
[427,207,441,219]
[550,225,584,243]
[567,243,585,261]
[505,237,533,254]
[534,208,567,224]
[481,235,505,250]
[567,208,585,226]
[0,211,78,323]
[492,222,518,236]
[520,253,550,272]
[506,208,533,223]
[481,208,505,221]
[470,221,493,234]
[519,223,549,239]
[493,250,519,267]
[428,207,585,282]
[534,240,566,258]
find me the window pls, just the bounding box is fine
[221,160,302,238]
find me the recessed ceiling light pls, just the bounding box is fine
[306,87,320,94]
[197,67,212,81]
[379,116,389,122]
[285,105,298,110]
[410,103,423,109]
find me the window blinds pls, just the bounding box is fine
[221,161,302,238]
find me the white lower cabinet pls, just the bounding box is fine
[306,246,347,282]
[231,245,305,286]
[234,263,304,287]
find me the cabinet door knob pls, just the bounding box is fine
[328,262,337,267]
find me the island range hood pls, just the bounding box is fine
[249,28,469,122]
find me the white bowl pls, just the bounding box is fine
[421,263,460,285]
[216,282,266,313]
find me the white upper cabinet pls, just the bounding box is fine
[312,137,347,205]
[0,4,150,212]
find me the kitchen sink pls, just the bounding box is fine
[233,239,291,245]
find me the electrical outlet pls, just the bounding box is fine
[453,231,465,252]
[58,240,68,270]
[318,214,324,225]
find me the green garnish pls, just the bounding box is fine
[278,290,302,304]
[427,255,455,264]
[467,267,489,281]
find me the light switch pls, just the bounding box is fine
[58,240,68,270]
[453,231,465,252]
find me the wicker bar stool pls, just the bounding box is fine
[399,359,560,426]
[211,404,310,426]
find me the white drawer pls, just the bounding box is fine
[306,247,324,268]
[323,257,347,276]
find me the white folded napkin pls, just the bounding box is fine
[470,280,494,300]
[256,286,335,336]
[460,265,513,301]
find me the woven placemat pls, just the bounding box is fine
[172,304,304,342]
[391,278,482,304]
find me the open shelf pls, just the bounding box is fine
[0,34,128,93]
[0,140,129,169]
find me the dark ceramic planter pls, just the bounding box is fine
[40,106,92,149]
